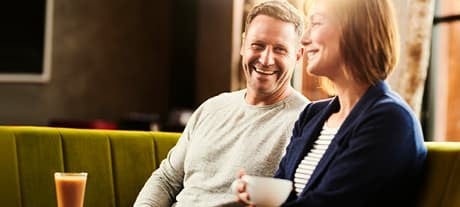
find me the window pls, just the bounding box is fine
[0,0,53,83]
[426,0,460,141]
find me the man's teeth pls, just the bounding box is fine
[254,68,276,75]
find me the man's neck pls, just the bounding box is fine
[245,87,293,106]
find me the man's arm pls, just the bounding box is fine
[134,131,189,206]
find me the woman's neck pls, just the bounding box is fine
[327,81,370,128]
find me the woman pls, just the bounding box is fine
[236,0,427,206]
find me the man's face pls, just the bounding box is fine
[241,15,302,96]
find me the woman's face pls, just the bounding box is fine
[302,1,343,79]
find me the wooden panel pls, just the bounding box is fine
[302,72,330,101]
[446,21,460,141]
[438,0,460,141]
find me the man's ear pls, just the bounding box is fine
[296,46,304,61]
[240,32,246,56]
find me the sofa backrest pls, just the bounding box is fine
[417,142,460,207]
[1,127,460,207]
[0,126,180,207]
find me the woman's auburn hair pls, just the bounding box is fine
[337,0,400,85]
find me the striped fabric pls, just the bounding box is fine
[293,124,338,195]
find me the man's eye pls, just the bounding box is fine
[251,44,264,50]
[275,47,287,54]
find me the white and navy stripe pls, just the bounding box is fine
[293,124,339,195]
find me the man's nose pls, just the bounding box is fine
[259,48,275,65]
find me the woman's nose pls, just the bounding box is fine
[301,29,312,46]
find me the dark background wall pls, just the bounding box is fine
[196,0,233,104]
[0,0,233,127]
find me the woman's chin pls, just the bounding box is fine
[306,66,319,76]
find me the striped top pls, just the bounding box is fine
[293,124,339,195]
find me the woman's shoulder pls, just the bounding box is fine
[374,91,415,116]
[364,91,420,130]
[366,82,416,118]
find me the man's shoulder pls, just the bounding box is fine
[206,90,243,102]
[196,90,244,112]
[289,90,310,104]
[281,90,310,111]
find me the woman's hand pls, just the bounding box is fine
[234,170,256,207]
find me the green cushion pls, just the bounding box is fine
[0,126,180,207]
[0,128,21,206]
[5,127,460,207]
[418,142,460,207]
[60,128,116,207]
[153,131,182,165]
[108,131,157,206]
[15,128,63,207]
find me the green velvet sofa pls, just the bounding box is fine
[417,141,460,207]
[0,126,180,207]
[0,126,459,207]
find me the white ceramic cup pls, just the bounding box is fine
[232,175,293,207]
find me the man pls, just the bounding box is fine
[134,1,308,206]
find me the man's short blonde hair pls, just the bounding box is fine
[244,1,304,41]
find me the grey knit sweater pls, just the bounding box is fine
[134,89,308,207]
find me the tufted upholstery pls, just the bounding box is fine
[0,127,459,207]
[418,142,460,207]
[0,126,180,207]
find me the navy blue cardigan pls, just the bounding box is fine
[275,81,427,207]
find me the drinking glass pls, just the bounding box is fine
[54,172,88,207]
